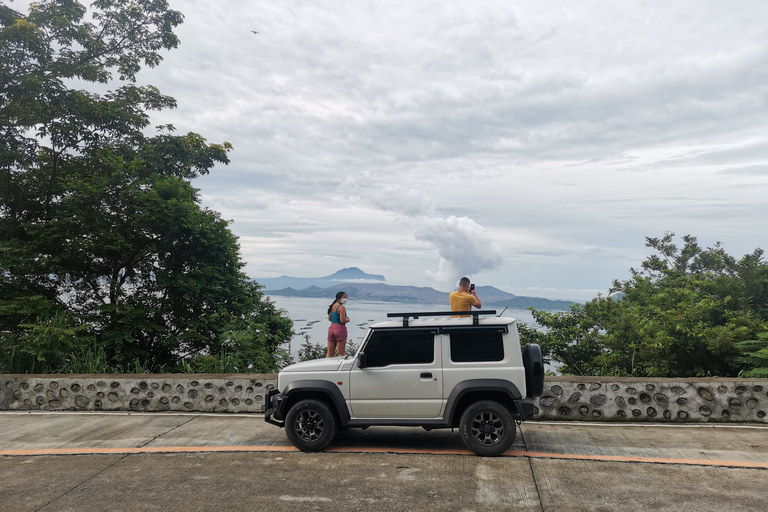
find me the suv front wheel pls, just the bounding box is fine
[285,399,337,451]
[459,400,516,457]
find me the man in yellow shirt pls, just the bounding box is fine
[449,277,481,315]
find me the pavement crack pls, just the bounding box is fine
[34,454,129,512]
[137,415,198,448]
[34,416,199,511]
[520,426,545,512]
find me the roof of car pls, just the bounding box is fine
[370,310,516,329]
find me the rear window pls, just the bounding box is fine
[450,331,504,362]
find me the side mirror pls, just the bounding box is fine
[358,352,367,369]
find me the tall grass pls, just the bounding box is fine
[0,342,45,374]
[59,346,114,374]
[58,346,163,374]
[181,351,240,373]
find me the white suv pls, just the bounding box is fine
[265,310,544,456]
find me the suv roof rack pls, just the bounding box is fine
[387,310,497,327]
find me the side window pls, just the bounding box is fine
[450,331,504,362]
[364,331,435,368]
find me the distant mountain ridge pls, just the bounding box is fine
[253,267,385,291]
[253,268,578,311]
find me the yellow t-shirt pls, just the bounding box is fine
[449,291,478,313]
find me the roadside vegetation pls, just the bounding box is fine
[520,234,768,378]
[3,4,766,379]
[0,1,292,374]
[294,334,358,363]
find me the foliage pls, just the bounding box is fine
[0,341,39,373]
[345,341,359,357]
[18,310,87,367]
[272,344,295,370]
[521,233,768,377]
[181,352,240,374]
[55,343,162,374]
[295,334,360,363]
[734,333,768,378]
[298,335,327,362]
[518,303,606,376]
[60,345,115,374]
[0,1,292,373]
[58,344,159,374]
[180,304,295,373]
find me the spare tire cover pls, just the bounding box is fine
[522,343,545,398]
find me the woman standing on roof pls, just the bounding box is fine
[326,291,350,357]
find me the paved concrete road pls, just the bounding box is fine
[0,412,766,511]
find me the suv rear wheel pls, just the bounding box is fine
[459,400,516,457]
[285,399,337,451]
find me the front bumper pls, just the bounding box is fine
[264,388,286,427]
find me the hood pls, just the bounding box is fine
[280,357,345,373]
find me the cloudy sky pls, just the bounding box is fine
[29,1,768,300]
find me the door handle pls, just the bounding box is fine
[420,372,432,379]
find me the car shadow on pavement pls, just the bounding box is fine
[326,425,529,454]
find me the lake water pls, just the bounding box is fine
[269,296,537,360]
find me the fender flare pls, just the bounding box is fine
[442,379,523,424]
[282,379,351,424]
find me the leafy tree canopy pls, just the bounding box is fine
[521,233,768,377]
[1,0,292,373]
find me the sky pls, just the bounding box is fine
[17,0,768,300]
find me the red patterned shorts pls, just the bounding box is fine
[327,323,347,342]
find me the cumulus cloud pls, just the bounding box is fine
[340,172,435,217]
[28,0,767,299]
[415,216,505,291]
[341,173,504,290]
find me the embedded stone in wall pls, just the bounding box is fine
[532,378,768,424]
[540,396,556,408]
[590,394,607,405]
[0,374,277,414]
[2,375,766,424]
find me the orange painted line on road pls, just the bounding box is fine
[330,446,768,469]
[1,445,767,469]
[0,446,300,456]
[502,450,768,470]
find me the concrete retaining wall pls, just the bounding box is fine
[0,374,277,414]
[1,374,766,424]
[536,377,767,423]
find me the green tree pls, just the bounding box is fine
[518,303,607,376]
[1,1,292,372]
[520,233,768,377]
[734,333,768,378]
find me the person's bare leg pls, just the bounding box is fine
[337,339,347,357]
[326,340,337,358]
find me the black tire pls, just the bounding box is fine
[459,400,516,457]
[522,343,545,398]
[284,399,337,451]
